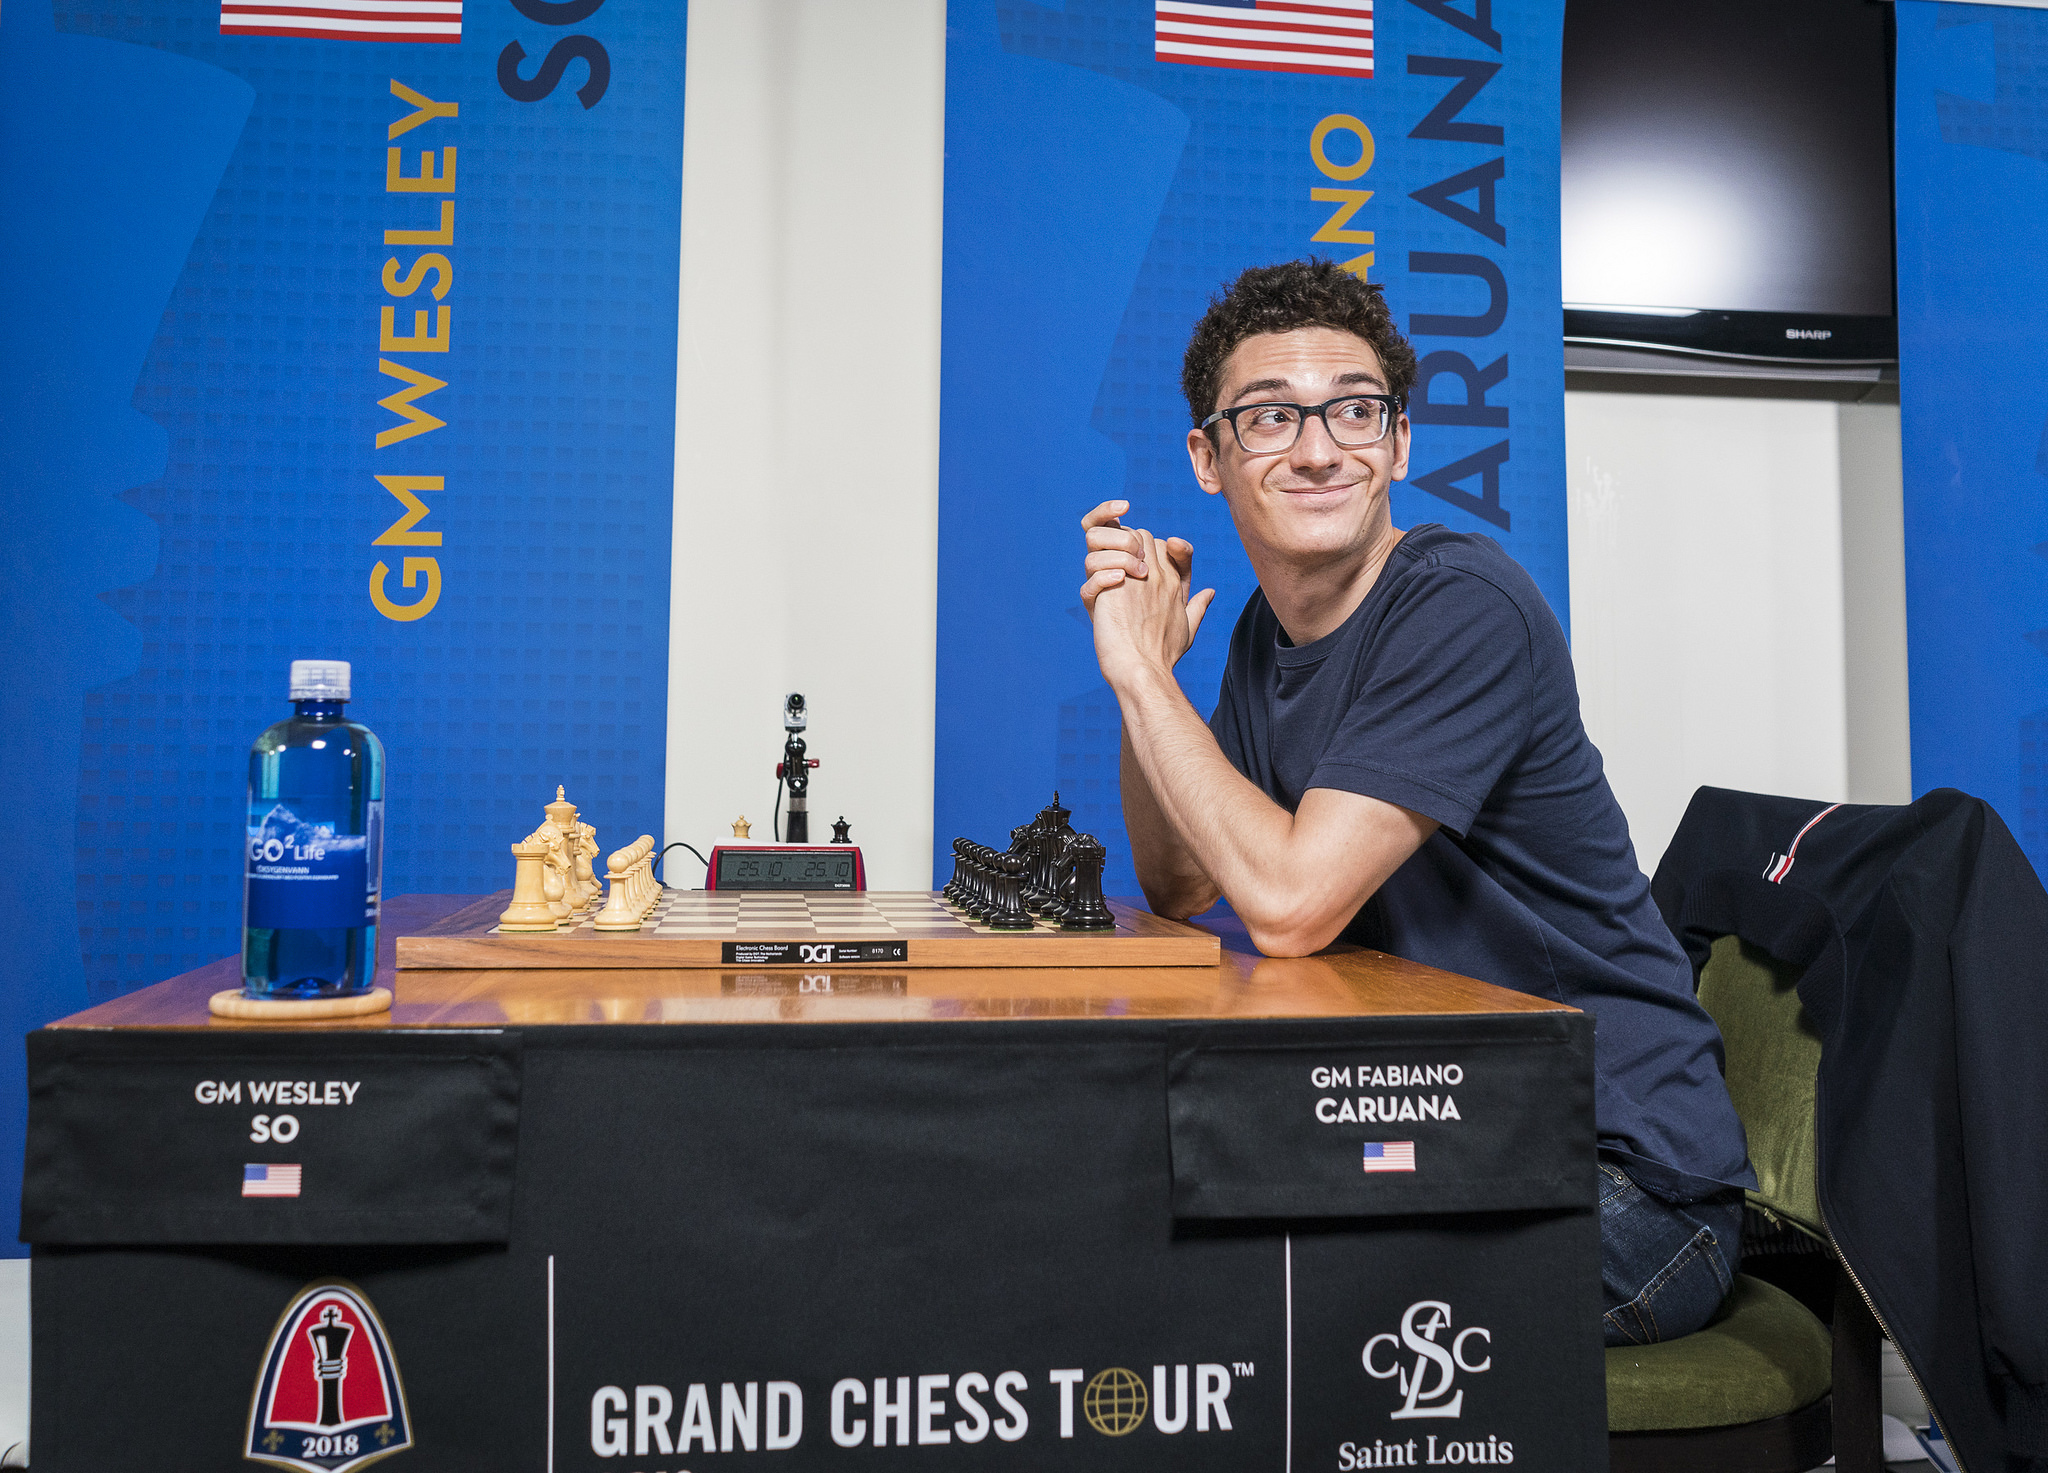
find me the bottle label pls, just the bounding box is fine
[245,800,383,930]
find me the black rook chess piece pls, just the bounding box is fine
[1060,834,1116,932]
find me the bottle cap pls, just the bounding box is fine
[289,659,351,701]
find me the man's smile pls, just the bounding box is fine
[1271,480,1363,498]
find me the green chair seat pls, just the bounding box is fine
[1606,1275,1833,1431]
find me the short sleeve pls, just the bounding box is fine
[1307,568,1534,835]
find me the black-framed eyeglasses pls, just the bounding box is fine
[1200,394,1402,454]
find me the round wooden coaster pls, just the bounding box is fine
[208,987,393,1020]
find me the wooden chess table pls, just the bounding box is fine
[25,894,1608,1473]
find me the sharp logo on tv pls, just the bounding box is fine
[1786,328,1835,340]
[588,1362,1241,1456]
[245,1281,413,1473]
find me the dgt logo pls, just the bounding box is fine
[1362,1300,1491,1419]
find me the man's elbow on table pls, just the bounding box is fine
[1235,893,1354,959]
[1138,871,1222,925]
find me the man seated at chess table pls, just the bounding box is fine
[1077,258,1755,1349]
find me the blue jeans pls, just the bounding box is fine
[1599,1158,1744,1347]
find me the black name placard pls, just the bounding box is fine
[22,1028,521,1245]
[1167,1013,1596,1218]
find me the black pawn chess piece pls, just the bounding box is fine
[943,838,969,904]
[985,853,1035,930]
[1060,834,1116,932]
[831,816,851,844]
[963,843,996,918]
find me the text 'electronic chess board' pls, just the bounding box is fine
[395,891,1221,970]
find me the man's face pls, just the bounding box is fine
[1186,326,1410,567]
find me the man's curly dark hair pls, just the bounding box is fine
[1181,259,1418,430]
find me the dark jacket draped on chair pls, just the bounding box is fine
[1651,786,2048,1473]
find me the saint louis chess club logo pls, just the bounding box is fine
[246,1280,413,1472]
[1362,1300,1492,1419]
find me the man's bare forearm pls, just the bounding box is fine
[1113,666,1300,930]
[1111,663,1432,955]
[1120,726,1220,918]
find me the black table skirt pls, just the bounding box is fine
[27,1014,1606,1472]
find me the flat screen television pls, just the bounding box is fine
[1561,0,1896,366]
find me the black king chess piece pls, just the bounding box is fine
[1060,833,1116,931]
[307,1304,355,1428]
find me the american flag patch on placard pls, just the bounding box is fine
[220,0,463,44]
[1156,0,1374,79]
[1363,1141,1416,1173]
[242,1163,303,1198]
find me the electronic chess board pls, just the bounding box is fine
[395,890,1221,970]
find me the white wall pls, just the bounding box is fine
[1838,402,1913,805]
[1568,394,1846,872]
[665,0,946,887]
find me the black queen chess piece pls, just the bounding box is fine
[831,816,852,844]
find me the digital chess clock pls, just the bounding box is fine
[705,843,866,892]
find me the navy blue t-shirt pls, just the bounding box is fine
[1209,524,1753,1201]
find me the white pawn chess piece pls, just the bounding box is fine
[628,835,657,915]
[592,847,642,932]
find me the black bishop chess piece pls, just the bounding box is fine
[1060,833,1116,932]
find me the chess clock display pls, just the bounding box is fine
[706,843,866,892]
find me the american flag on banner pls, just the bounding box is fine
[1156,0,1374,79]
[242,1163,303,1198]
[220,0,463,44]
[1362,1141,1416,1173]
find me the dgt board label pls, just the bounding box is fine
[721,941,909,965]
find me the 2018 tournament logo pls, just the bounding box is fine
[246,1281,413,1473]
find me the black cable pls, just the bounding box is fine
[655,841,710,889]
[772,776,783,843]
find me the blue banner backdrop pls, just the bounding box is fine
[1895,1,2048,877]
[0,0,683,1248]
[936,0,1566,894]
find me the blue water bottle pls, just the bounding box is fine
[242,660,386,997]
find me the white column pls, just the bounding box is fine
[665,0,946,888]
